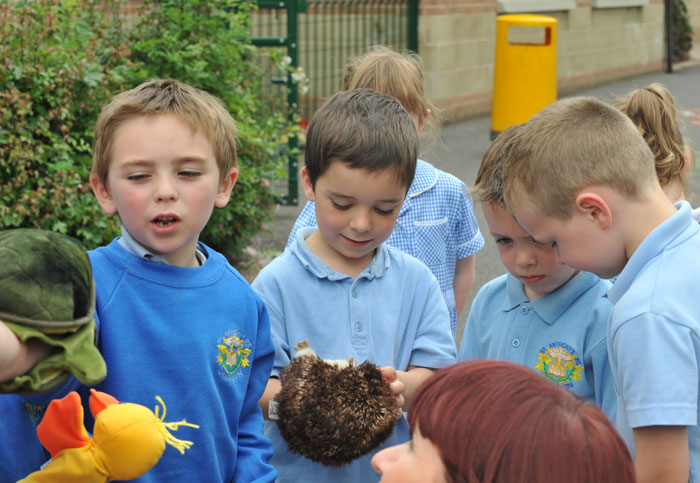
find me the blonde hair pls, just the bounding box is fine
[613,83,688,198]
[92,78,238,186]
[502,96,657,219]
[471,124,523,206]
[343,45,439,138]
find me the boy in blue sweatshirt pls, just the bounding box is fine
[0,78,276,482]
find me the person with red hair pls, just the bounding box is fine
[372,360,636,483]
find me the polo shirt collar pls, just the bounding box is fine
[503,271,599,325]
[504,274,528,310]
[118,225,163,262]
[117,224,207,266]
[291,227,390,281]
[608,200,695,304]
[406,159,437,199]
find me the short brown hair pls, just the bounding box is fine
[409,361,635,483]
[614,83,688,197]
[502,96,657,219]
[92,78,238,186]
[471,124,523,206]
[343,45,438,135]
[304,88,417,191]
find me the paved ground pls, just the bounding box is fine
[251,43,700,344]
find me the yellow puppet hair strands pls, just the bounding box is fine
[154,395,200,455]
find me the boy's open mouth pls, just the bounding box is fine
[152,216,178,227]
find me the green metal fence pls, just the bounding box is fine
[298,0,418,121]
[251,0,418,204]
[251,0,304,205]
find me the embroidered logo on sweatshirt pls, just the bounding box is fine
[217,330,252,380]
[534,342,582,389]
[25,402,46,425]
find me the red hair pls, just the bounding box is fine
[408,361,635,483]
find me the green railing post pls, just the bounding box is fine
[408,0,419,53]
[286,0,301,205]
[253,0,300,205]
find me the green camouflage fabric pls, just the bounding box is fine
[0,229,106,394]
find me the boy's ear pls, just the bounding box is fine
[214,168,239,208]
[300,166,316,202]
[574,191,612,229]
[417,109,430,134]
[683,146,692,175]
[90,174,117,215]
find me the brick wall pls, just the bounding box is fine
[419,0,667,121]
[687,0,700,37]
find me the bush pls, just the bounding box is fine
[0,0,130,247]
[0,0,297,261]
[127,0,296,260]
[672,0,693,62]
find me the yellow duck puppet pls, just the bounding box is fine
[19,389,198,482]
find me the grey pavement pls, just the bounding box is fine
[255,48,700,345]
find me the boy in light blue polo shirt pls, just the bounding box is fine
[459,125,616,421]
[503,96,700,483]
[286,46,484,340]
[289,159,483,341]
[253,89,456,482]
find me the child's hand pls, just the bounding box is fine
[380,366,405,419]
[0,320,48,383]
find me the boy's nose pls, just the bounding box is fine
[554,247,566,265]
[350,209,372,233]
[515,248,537,267]
[371,442,404,476]
[154,177,178,202]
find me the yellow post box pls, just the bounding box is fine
[491,14,557,139]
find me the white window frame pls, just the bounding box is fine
[591,0,648,8]
[498,0,575,13]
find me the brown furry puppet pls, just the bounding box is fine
[274,340,399,466]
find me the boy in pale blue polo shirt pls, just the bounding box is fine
[459,124,616,421]
[289,160,483,340]
[253,89,456,482]
[503,96,700,483]
[286,47,484,340]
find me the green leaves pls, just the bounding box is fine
[1,0,129,244]
[1,0,298,262]
[672,0,693,62]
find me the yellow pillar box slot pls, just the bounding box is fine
[491,14,557,139]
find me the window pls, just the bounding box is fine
[498,0,575,13]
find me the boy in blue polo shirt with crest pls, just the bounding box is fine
[253,88,456,482]
[459,124,616,422]
[503,96,700,483]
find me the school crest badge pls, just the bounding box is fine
[25,402,45,425]
[534,342,583,389]
[217,330,252,380]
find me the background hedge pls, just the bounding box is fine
[0,0,298,261]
